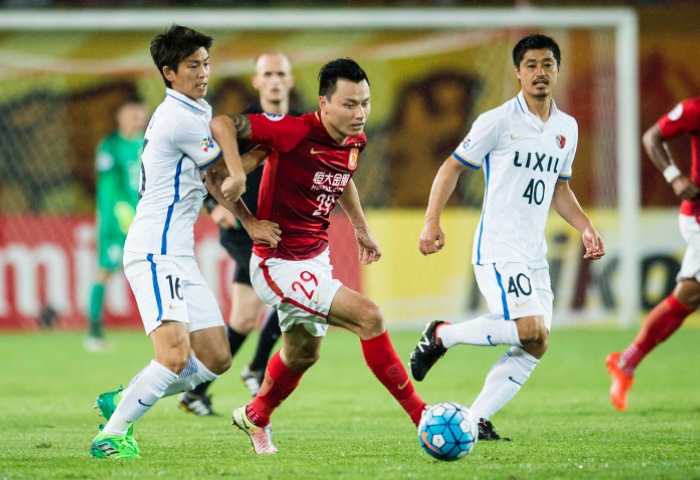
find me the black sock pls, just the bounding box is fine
[227,325,248,357]
[249,309,281,372]
[191,380,211,396]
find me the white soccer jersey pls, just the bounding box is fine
[124,88,221,256]
[453,91,578,267]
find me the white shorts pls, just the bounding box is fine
[474,262,553,331]
[677,215,700,282]
[123,251,224,335]
[250,249,343,337]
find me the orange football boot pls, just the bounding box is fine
[605,352,634,411]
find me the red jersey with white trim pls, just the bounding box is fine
[247,111,366,260]
[657,97,700,216]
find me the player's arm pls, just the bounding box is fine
[337,179,381,265]
[203,172,281,247]
[551,179,605,260]
[204,144,270,191]
[419,155,468,256]
[209,114,252,202]
[642,123,699,200]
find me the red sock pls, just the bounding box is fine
[620,293,693,374]
[247,351,303,427]
[361,331,428,426]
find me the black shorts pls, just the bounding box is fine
[219,228,254,286]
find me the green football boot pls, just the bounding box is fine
[94,385,138,454]
[90,431,140,459]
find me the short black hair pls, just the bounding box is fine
[150,24,213,88]
[512,34,561,69]
[318,58,370,98]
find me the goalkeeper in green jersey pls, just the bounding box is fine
[85,100,148,352]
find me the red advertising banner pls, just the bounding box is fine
[0,213,360,330]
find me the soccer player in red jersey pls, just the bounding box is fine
[208,58,428,454]
[607,97,700,411]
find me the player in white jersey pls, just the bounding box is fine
[410,34,605,441]
[89,25,279,459]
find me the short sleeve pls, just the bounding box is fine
[452,112,500,170]
[248,113,311,153]
[172,118,222,169]
[558,119,578,180]
[658,99,700,140]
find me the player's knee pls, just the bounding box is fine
[161,353,192,374]
[516,316,548,345]
[209,354,232,375]
[285,350,320,372]
[296,352,320,372]
[359,302,385,338]
[228,314,257,334]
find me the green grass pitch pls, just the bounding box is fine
[1,327,699,479]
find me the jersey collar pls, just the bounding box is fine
[515,90,560,130]
[165,88,208,113]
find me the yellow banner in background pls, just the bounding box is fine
[363,208,693,329]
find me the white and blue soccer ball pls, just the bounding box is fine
[418,402,478,461]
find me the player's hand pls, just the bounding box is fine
[247,219,282,248]
[209,204,237,230]
[354,226,382,265]
[582,227,605,260]
[419,222,445,256]
[670,175,700,201]
[221,174,246,203]
[114,201,136,235]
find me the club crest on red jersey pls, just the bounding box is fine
[556,134,566,149]
[348,148,359,171]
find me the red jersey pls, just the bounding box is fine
[657,97,700,216]
[248,111,366,260]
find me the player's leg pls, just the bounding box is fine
[606,279,700,410]
[92,320,190,459]
[233,252,331,453]
[180,280,264,413]
[234,325,321,454]
[92,254,227,458]
[242,307,281,396]
[226,281,268,356]
[626,278,700,367]
[86,269,110,352]
[607,216,700,410]
[177,266,236,414]
[410,262,539,381]
[328,286,428,426]
[453,264,551,440]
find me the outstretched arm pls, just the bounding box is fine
[551,179,605,260]
[209,114,253,202]
[418,156,468,256]
[337,179,381,265]
[643,123,699,201]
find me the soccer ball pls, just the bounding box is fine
[418,402,478,461]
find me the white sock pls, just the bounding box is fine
[162,355,219,397]
[470,346,539,420]
[103,360,177,435]
[438,313,521,348]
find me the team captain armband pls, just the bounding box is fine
[663,164,682,183]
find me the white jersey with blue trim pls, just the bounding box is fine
[124,88,222,256]
[452,91,578,267]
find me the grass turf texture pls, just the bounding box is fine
[1,328,699,479]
